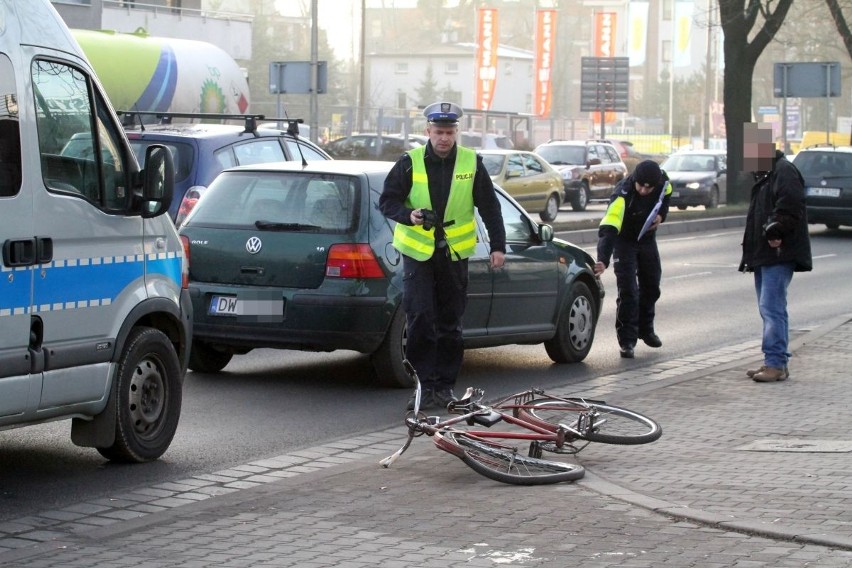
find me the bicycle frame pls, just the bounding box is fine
[381,361,660,484]
[380,363,589,469]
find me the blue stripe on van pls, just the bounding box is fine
[0,255,182,315]
[0,267,32,316]
[147,253,182,284]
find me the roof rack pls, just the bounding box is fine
[117,111,305,136]
[805,143,837,149]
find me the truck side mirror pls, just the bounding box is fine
[141,145,174,218]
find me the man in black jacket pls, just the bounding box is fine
[739,123,812,382]
[379,102,506,410]
[594,160,672,359]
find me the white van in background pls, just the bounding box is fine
[0,0,191,462]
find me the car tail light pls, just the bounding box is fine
[325,244,385,279]
[179,235,190,289]
[175,186,206,227]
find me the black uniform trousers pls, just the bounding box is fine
[401,250,468,392]
[612,234,661,348]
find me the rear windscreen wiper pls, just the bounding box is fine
[255,221,321,231]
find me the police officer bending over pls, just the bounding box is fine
[594,160,672,359]
[380,102,506,410]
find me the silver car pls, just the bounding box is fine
[661,150,727,209]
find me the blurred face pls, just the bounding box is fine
[426,123,458,158]
[743,122,776,171]
[634,181,655,196]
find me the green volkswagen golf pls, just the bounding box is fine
[179,160,603,387]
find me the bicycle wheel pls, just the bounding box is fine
[520,397,662,445]
[434,431,585,485]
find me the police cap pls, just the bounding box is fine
[424,101,462,125]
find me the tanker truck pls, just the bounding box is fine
[71,28,250,116]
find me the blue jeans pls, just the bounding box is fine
[753,262,795,368]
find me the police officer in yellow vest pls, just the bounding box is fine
[380,102,506,410]
[594,160,672,359]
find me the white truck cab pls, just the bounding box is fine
[0,0,191,462]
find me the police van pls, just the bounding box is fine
[0,0,191,462]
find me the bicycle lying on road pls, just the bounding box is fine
[380,360,662,485]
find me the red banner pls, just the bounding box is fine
[533,10,557,117]
[594,11,616,57]
[475,8,499,111]
[593,11,617,125]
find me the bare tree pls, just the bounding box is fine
[719,0,794,203]
[825,0,852,58]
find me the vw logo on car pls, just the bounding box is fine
[246,236,263,254]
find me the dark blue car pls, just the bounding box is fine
[122,113,331,225]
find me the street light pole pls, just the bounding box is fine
[668,0,675,148]
[310,0,319,143]
[357,0,366,132]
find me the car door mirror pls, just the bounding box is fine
[537,222,554,242]
[587,158,601,167]
[140,144,175,218]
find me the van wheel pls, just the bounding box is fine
[97,327,182,463]
[677,205,688,210]
[371,309,412,388]
[571,183,589,211]
[544,282,596,363]
[540,194,559,222]
[188,339,233,373]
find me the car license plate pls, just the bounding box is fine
[671,191,680,197]
[209,295,239,315]
[208,294,285,320]
[807,186,841,197]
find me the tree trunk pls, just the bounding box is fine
[723,56,757,204]
[718,0,795,203]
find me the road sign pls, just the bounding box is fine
[580,57,629,112]
[269,61,328,95]
[773,62,840,98]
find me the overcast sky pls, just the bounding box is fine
[274,0,424,61]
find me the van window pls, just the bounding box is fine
[32,59,128,210]
[0,54,22,198]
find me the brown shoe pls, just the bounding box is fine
[746,365,766,378]
[752,366,789,382]
[747,366,789,379]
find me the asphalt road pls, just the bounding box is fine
[0,224,849,522]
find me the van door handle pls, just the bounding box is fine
[36,237,53,264]
[3,238,36,267]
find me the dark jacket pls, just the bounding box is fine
[739,151,812,273]
[596,172,671,267]
[379,141,506,254]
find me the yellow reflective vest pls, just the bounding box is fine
[392,145,478,261]
[600,181,672,239]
